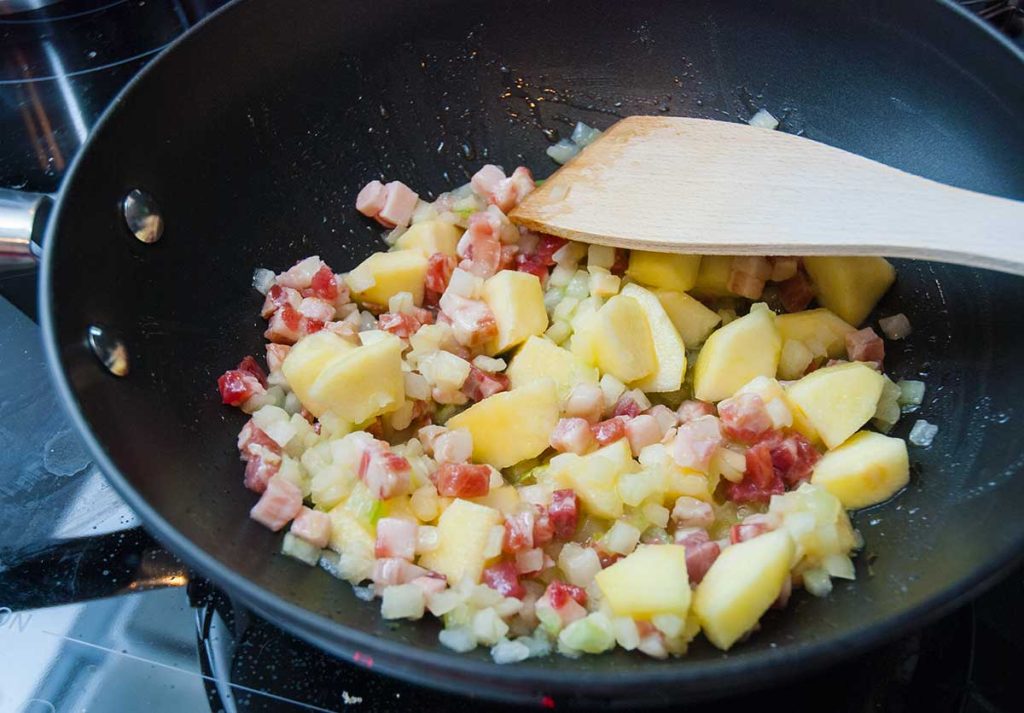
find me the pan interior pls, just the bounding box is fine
[42,0,1024,700]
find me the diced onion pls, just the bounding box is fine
[552,241,587,268]
[897,380,926,412]
[381,584,426,620]
[587,266,621,298]
[388,291,415,315]
[879,313,912,340]
[439,626,478,653]
[427,589,462,617]
[491,638,531,664]
[601,521,641,555]
[346,269,376,293]
[483,525,505,559]
[565,270,590,300]
[546,139,580,165]
[557,543,602,587]
[545,320,572,345]
[353,585,376,602]
[599,374,627,411]
[909,419,939,447]
[472,355,506,373]
[252,268,276,295]
[447,268,483,299]
[587,244,616,270]
[472,607,510,646]
[281,533,320,566]
[642,502,670,528]
[571,122,603,147]
[613,617,640,651]
[652,614,685,639]
[403,371,431,401]
[802,568,833,597]
[748,108,780,130]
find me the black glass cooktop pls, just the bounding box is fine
[0,2,1021,711]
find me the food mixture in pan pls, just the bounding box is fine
[218,123,929,662]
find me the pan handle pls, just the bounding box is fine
[0,188,51,272]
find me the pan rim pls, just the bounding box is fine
[38,0,1024,702]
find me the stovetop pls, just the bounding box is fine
[0,2,1022,712]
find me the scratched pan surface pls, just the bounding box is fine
[38,0,1024,705]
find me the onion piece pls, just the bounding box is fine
[748,108,779,130]
[546,139,580,165]
[909,419,939,447]
[491,638,531,664]
[878,313,913,340]
[252,268,276,295]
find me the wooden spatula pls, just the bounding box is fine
[509,116,1024,275]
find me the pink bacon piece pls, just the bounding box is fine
[591,416,627,446]
[438,292,498,347]
[357,180,419,228]
[550,417,598,455]
[674,529,721,585]
[482,560,526,599]
[625,414,662,456]
[250,476,303,531]
[435,463,490,498]
[677,399,716,424]
[461,365,509,402]
[291,507,331,548]
[358,442,411,499]
[718,392,773,444]
[846,326,885,364]
[669,415,723,471]
[375,517,418,561]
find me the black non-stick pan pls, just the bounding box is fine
[2,0,1023,706]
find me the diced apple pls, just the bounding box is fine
[785,362,884,449]
[308,334,405,423]
[281,331,356,415]
[326,507,376,583]
[778,339,815,381]
[470,484,521,516]
[811,431,909,509]
[548,439,638,519]
[482,270,548,355]
[693,529,794,650]
[595,544,691,619]
[654,289,722,348]
[418,498,502,585]
[620,284,687,393]
[692,255,735,298]
[776,308,855,359]
[394,220,462,257]
[693,306,781,402]
[446,378,560,468]
[626,251,701,292]
[591,295,657,383]
[803,257,896,326]
[346,249,428,307]
[506,335,599,399]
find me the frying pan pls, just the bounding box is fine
[2,0,1023,706]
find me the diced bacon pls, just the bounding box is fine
[435,463,490,498]
[769,256,799,282]
[356,180,387,217]
[471,164,506,198]
[373,558,428,589]
[416,424,446,454]
[591,416,627,446]
[724,441,784,503]
[378,311,423,338]
[647,404,679,434]
[459,213,503,278]
[846,326,885,363]
[564,383,604,423]
[291,507,331,548]
[358,442,411,499]
[534,235,568,266]
[249,476,302,531]
[674,529,721,585]
[503,509,536,553]
[377,181,419,228]
[236,356,268,386]
[549,489,579,539]
[438,292,497,347]
[671,496,715,529]
[718,392,773,443]
[264,303,304,344]
[779,271,815,312]
[532,506,555,546]
[613,395,643,418]
[515,547,545,575]
[410,574,448,597]
[276,256,325,290]
[730,514,780,544]
[763,430,821,487]
[610,248,629,276]
[218,367,265,407]
[265,343,291,373]
[237,420,281,460]
[625,414,662,456]
[515,253,549,281]
[498,244,519,270]
[432,428,473,465]
[482,560,526,599]
[324,320,359,342]
[728,257,770,300]
[490,166,536,212]
[308,264,340,301]
[669,415,723,471]
[424,252,458,306]
[375,517,418,561]
[261,284,302,319]
[298,296,336,323]
[461,365,510,402]
[244,453,280,493]
[546,580,587,608]
[676,399,716,424]
[550,417,597,455]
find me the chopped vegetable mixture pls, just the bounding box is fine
[218,126,929,661]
